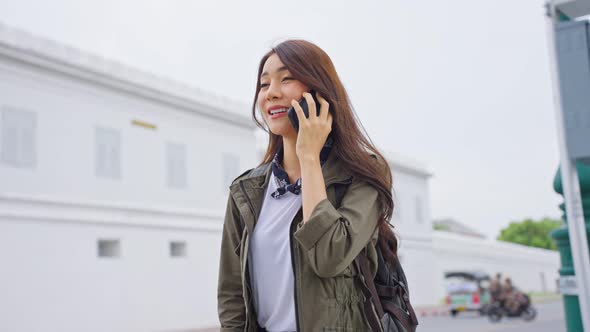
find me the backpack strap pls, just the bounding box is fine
[355,252,385,332]
[381,301,415,332]
[358,251,418,332]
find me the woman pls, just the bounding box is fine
[218,40,397,332]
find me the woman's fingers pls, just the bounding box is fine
[302,92,318,121]
[315,92,330,121]
[291,99,307,129]
[295,91,331,135]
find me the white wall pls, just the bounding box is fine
[0,203,222,332]
[397,233,436,306]
[388,155,437,306]
[0,31,256,332]
[391,163,432,235]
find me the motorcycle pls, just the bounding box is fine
[487,294,537,322]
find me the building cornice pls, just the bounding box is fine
[381,149,433,178]
[0,22,254,130]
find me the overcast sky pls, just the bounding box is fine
[0,0,565,239]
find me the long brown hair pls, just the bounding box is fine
[251,40,398,261]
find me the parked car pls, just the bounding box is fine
[444,271,492,316]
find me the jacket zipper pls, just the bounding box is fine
[239,181,257,331]
[290,220,302,332]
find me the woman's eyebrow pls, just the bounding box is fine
[261,66,288,77]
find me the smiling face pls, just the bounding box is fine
[257,53,310,138]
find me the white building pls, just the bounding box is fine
[0,24,559,332]
[386,151,559,305]
[0,23,257,332]
[383,151,438,307]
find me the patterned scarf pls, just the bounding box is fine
[270,136,334,199]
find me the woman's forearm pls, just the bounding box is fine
[300,156,328,223]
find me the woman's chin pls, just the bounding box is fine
[269,124,296,137]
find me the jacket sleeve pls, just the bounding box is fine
[293,177,380,278]
[217,193,246,332]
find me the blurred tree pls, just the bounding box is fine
[433,223,449,231]
[497,218,562,250]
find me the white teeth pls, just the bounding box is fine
[270,108,287,115]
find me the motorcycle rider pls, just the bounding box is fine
[489,273,503,303]
[502,278,524,315]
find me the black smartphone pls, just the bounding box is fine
[287,90,321,131]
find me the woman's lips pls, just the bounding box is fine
[268,107,289,119]
[270,111,288,119]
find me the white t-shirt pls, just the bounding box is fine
[248,172,300,332]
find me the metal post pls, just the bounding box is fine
[545,2,590,330]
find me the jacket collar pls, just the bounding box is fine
[230,151,353,234]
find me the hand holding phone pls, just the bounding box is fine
[289,91,334,161]
[287,90,322,131]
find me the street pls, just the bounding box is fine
[419,301,565,332]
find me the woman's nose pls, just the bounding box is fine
[266,81,281,100]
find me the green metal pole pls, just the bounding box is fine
[552,162,590,332]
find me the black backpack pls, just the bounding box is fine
[354,246,418,332]
[334,183,419,332]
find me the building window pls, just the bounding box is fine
[170,241,187,258]
[98,239,120,258]
[222,153,240,189]
[0,107,36,168]
[415,196,423,223]
[166,143,187,189]
[95,127,121,179]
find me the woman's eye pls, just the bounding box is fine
[282,77,294,82]
[260,83,269,88]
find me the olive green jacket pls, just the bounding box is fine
[217,152,380,332]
